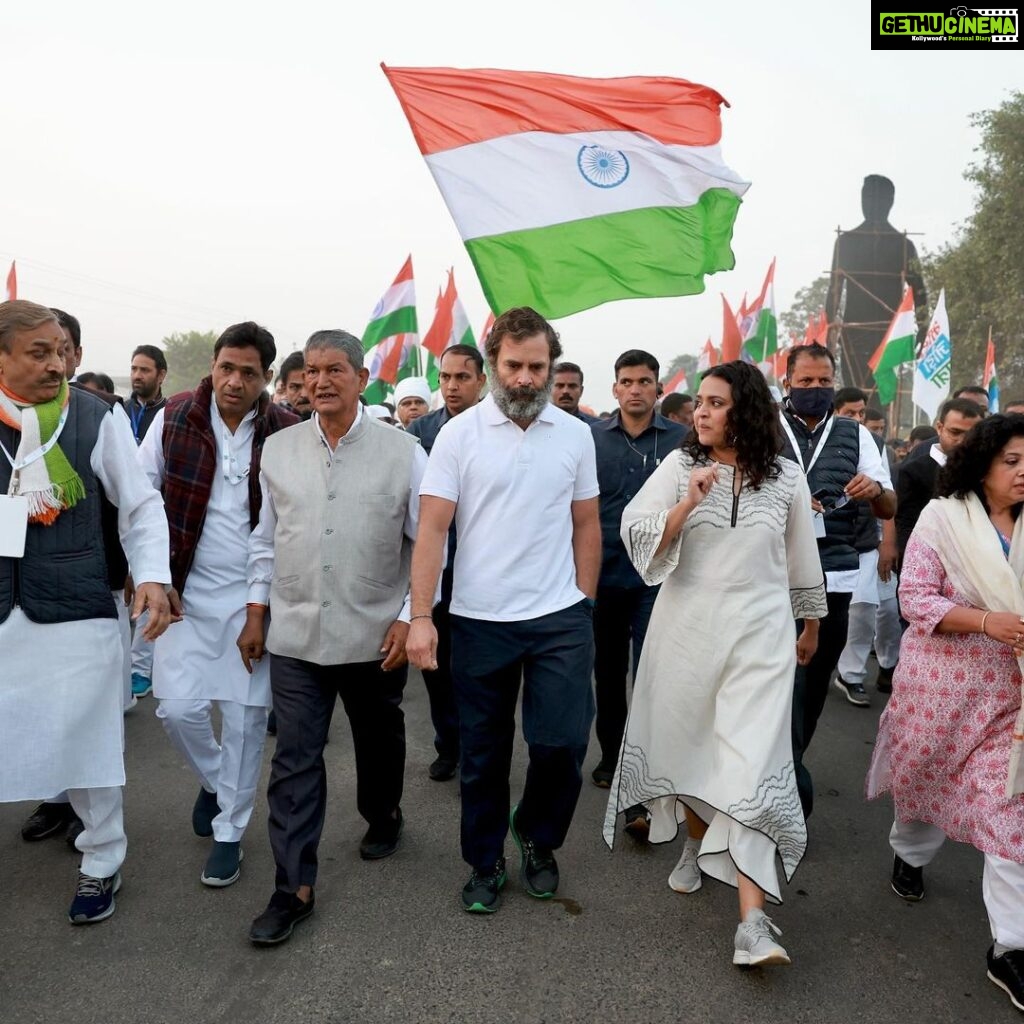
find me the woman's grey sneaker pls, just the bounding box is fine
[733,909,791,967]
[68,871,122,925]
[668,838,702,894]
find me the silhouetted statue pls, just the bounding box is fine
[826,175,927,396]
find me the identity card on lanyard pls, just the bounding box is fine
[0,401,69,558]
[0,494,28,557]
[780,414,836,541]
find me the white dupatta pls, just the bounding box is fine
[913,492,1024,798]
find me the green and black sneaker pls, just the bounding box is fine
[462,858,507,913]
[509,804,559,899]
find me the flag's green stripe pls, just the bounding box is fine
[458,326,477,349]
[362,306,419,350]
[872,333,916,404]
[465,189,741,320]
[363,379,390,404]
[742,309,778,362]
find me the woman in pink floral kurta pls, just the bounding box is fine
[867,413,1024,1011]
[869,535,1024,860]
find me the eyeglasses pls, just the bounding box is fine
[820,494,850,515]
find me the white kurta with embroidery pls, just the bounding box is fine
[141,403,270,707]
[602,451,827,901]
[0,407,170,802]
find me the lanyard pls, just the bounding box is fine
[780,412,836,477]
[129,400,146,444]
[0,401,70,474]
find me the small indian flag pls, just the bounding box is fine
[697,338,718,373]
[985,330,999,413]
[720,294,743,363]
[741,258,778,363]
[422,269,476,358]
[869,287,917,405]
[5,261,16,302]
[382,65,750,319]
[362,255,419,404]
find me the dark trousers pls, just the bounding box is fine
[593,584,658,765]
[266,654,407,892]
[420,596,460,760]
[450,601,595,870]
[792,589,853,818]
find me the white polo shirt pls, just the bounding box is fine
[419,393,599,622]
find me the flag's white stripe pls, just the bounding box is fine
[425,130,750,241]
[452,300,471,344]
[889,313,917,340]
[367,278,416,322]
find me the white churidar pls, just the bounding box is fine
[156,699,268,842]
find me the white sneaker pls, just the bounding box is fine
[668,838,702,893]
[732,909,791,967]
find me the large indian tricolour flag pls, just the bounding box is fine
[382,65,750,319]
[911,288,951,420]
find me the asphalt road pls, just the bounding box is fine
[0,662,1011,1024]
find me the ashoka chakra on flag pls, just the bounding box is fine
[382,64,750,319]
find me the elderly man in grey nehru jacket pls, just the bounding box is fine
[238,329,431,947]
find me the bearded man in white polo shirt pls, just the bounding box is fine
[407,306,601,914]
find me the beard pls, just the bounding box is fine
[489,371,554,422]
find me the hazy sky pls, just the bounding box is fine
[4,2,1020,403]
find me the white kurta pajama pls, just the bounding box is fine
[0,408,169,878]
[603,452,827,902]
[140,403,270,844]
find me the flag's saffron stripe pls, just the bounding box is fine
[465,191,741,320]
[382,65,728,154]
[426,131,747,240]
[362,305,418,348]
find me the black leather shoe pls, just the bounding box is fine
[428,756,458,782]
[249,890,315,946]
[891,854,924,900]
[359,809,403,860]
[21,802,75,842]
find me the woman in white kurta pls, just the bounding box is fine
[603,362,827,967]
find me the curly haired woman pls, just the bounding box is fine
[603,361,826,968]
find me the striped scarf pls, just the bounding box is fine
[0,380,85,524]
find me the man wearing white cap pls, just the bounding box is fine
[393,377,432,429]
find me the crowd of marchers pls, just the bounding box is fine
[1,298,1022,1012]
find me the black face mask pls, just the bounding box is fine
[788,386,834,421]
